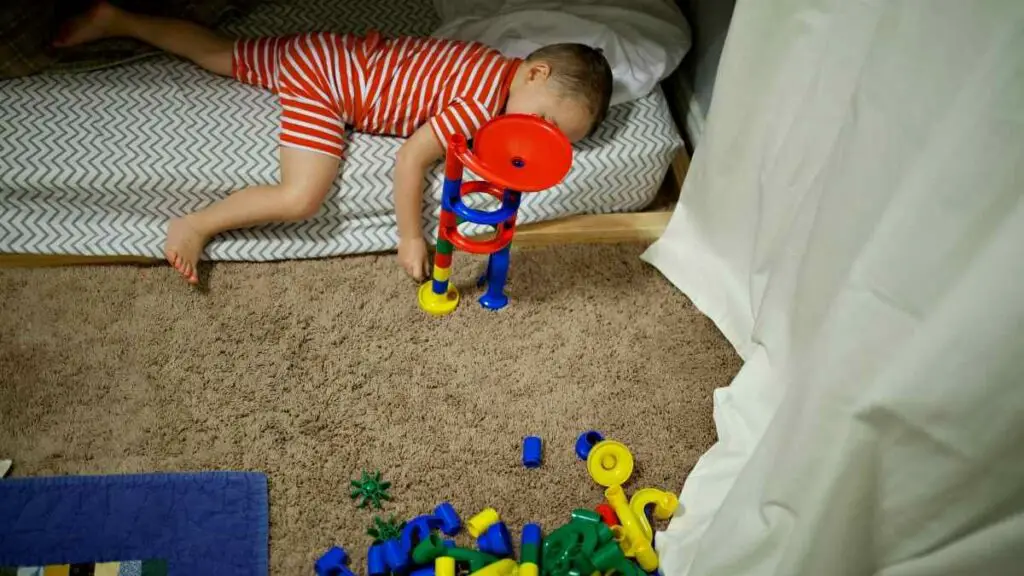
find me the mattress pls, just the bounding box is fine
[0,0,682,260]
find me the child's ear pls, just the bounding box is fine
[527,62,551,83]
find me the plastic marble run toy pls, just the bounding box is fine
[418,114,573,316]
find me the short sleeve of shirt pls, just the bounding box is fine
[429,97,493,148]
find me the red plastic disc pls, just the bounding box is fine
[448,223,515,255]
[459,114,573,193]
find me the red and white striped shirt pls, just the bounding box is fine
[232,31,521,158]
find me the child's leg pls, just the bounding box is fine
[165,147,340,283]
[55,2,233,76]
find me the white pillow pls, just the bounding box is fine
[432,0,691,107]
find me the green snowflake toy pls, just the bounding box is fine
[367,515,405,543]
[350,470,392,509]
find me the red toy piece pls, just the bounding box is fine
[595,503,620,527]
[454,114,572,192]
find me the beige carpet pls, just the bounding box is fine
[0,243,740,574]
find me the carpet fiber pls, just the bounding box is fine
[0,244,741,574]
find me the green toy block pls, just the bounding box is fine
[544,523,598,559]
[592,542,626,571]
[570,509,602,525]
[521,542,541,565]
[437,239,454,255]
[593,542,645,576]
[448,547,499,572]
[412,535,448,564]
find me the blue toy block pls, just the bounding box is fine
[522,523,542,548]
[477,522,514,557]
[368,543,388,576]
[384,538,411,573]
[401,514,436,554]
[522,436,543,468]
[575,430,605,460]
[443,539,456,548]
[434,502,462,536]
[411,567,437,576]
[316,546,352,576]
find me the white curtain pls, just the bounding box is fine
[642,1,1024,575]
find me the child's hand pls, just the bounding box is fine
[398,237,431,281]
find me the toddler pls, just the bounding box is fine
[55,2,613,283]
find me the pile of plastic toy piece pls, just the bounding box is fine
[315,432,680,576]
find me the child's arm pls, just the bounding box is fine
[394,124,444,281]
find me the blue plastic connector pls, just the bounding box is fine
[522,523,542,548]
[443,539,456,549]
[434,502,462,536]
[368,543,388,576]
[477,522,514,557]
[522,436,543,468]
[478,243,511,310]
[411,567,437,576]
[316,546,353,576]
[384,538,411,573]
[575,430,605,460]
[401,515,436,555]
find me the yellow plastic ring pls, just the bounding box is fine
[586,440,634,487]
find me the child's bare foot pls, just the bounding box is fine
[53,2,119,47]
[164,217,207,285]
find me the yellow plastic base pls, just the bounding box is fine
[418,282,460,316]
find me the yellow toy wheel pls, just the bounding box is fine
[587,440,634,487]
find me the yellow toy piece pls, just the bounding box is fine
[418,282,460,316]
[519,563,538,576]
[466,507,500,538]
[605,485,659,571]
[629,488,680,542]
[469,558,518,576]
[609,525,625,542]
[586,440,634,487]
[436,557,456,576]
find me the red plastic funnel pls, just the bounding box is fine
[458,114,573,193]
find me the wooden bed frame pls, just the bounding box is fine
[0,148,688,269]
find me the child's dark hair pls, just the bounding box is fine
[526,43,613,135]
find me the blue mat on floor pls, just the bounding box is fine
[0,472,268,575]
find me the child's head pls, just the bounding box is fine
[506,43,613,143]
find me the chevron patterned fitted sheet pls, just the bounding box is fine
[0,0,682,260]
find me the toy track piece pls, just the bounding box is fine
[586,441,634,487]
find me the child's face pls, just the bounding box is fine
[506,62,594,143]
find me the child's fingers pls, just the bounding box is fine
[402,258,418,280]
